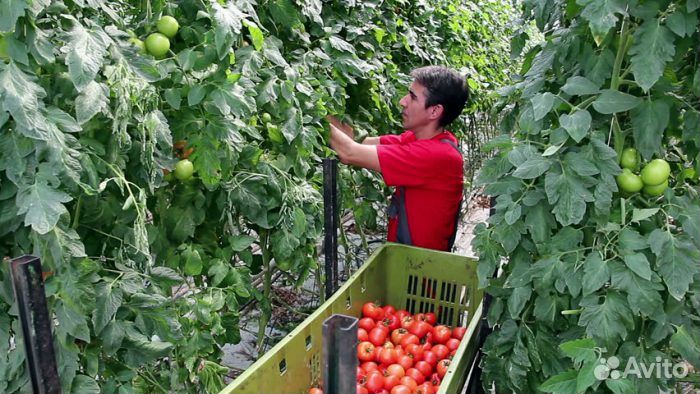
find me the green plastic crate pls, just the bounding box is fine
[221,243,483,394]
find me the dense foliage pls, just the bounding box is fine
[0,0,514,392]
[474,0,700,392]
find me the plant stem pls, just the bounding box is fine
[71,195,83,229]
[257,229,272,353]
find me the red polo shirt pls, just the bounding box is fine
[376,131,463,251]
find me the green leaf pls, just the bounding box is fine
[561,76,600,96]
[164,88,181,110]
[648,230,700,300]
[0,129,34,181]
[534,292,557,323]
[211,1,245,35]
[513,156,551,179]
[150,266,183,282]
[229,234,256,251]
[281,106,301,142]
[207,259,229,287]
[631,208,659,223]
[16,174,72,234]
[262,37,289,68]
[631,99,670,161]
[592,90,642,114]
[0,62,47,133]
[610,261,664,318]
[65,22,109,91]
[71,375,100,394]
[245,21,264,51]
[559,110,592,142]
[605,378,636,394]
[0,0,28,33]
[545,168,594,226]
[629,19,675,91]
[560,338,598,364]
[270,229,300,261]
[525,203,557,244]
[622,253,651,280]
[75,81,108,124]
[188,85,207,106]
[670,326,700,368]
[666,9,698,37]
[579,291,633,342]
[576,361,598,393]
[92,283,123,335]
[577,0,626,38]
[329,35,356,54]
[618,228,647,251]
[540,370,578,393]
[183,247,203,276]
[507,286,532,318]
[56,301,91,342]
[583,252,609,295]
[531,92,556,120]
[269,0,301,28]
[101,321,125,355]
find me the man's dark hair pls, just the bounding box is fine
[410,66,470,127]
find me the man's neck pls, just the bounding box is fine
[412,126,444,140]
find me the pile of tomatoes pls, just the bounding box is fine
[310,302,467,394]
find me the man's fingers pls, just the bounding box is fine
[326,115,353,134]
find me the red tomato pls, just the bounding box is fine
[416,382,435,394]
[431,344,449,360]
[397,354,413,370]
[382,305,397,315]
[429,372,441,387]
[365,372,384,393]
[394,346,405,357]
[391,328,409,345]
[449,349,457,357]
[452,326,467,340]
[386,364,405,378]
[414,313,427,322]
[383,374,401,391]
[432,325,451,344]
[309,388,323,394]
[396,309,410,321]
[408,321,432,339]
[357,367,366,382]
[400,376,418,391]
[369,327,388,346]
[376,390,389,394]
[424,312,437,325]
[421,341,432,353]
[361,361,378,372]
[414,360,432,377]
[391,385,412,394]
[400,316,414,330]
[363,302,383,320]
[358,328,369,342]
[445,338,460,352]
[405,343,424,362]
[436,359,451,378]
[405,368,425,385]
[359,317,376,332]
[382,341,395,349]
[422,350,438,367]
[400,334,420,348]
[358,342,376,362]
[378,348,397,365]
[357,384,369,394]
[380,315,401,331]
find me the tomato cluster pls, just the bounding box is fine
[309,302,467,394]
[616,148,672,196]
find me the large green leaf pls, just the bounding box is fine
[561,76,600,96]
[15,170,72,234]
[544,167,594,226]
[648,230,700,300]
[0,0,28,33]
[582,252,609,295]
[92,283,123,335]
[577,0,626,38]
[591,90,642,114]
[631,99,669,161]
[670,326,700,368]
[65,22,109,91]
[559,110,592,142]
[629,19,675,92]
[579,291,633,343]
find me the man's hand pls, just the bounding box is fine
[326,115,354,139]
[329,123,380,171]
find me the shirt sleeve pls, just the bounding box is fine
[376,141,449,187]
[379,134,403,145]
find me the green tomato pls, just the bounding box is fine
[681,167,697,181]
[276,260,291,271]
[261,112,272,123]
[619,148,638,170]
[174,159,194,181]
[156,16,179,38]
[145,32,170,59]
[128,37,146,53]
[643,179,668,196]
[616,168,644,193]
[266,123,284,144]
[640,159,671,186]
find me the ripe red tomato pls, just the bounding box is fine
[382,341,395,349]
[405,368,425,385]
[431,344,449,360]
[380,315,401,331]
[357,384,369,394]
[396,354,413,370]
[421,342,432,353]
[445,338,460,352]
[400,333,420,348]
[391,328,409,345]
[424,312,437,325]
[361,361,378,372]
[382,305,397,315]
[359,317,376,331]
[363,302,384,320]
[422,351,438,367]
[357,366,366,382]
[309,387,323,394]
[452,327,467,340]
[358,328,369,342]
[391,385,412,394]
[400,316,414,329]
[378,348,397,365]
[396,309,411,321]
[416,382,434,394]
[436,359,451,378]
[408,321,432,339]
[414,361,432,377]
[414,313,427,322]
[365,372,384,393]
[386,364,405,378]
[429,372,441,387]
[376,390,389,394]
[358,342,376,362]
[400,376,418,391]
[369,327,388,346]
[383,374,401,391]
[405,343,424,361]
[432,325,451,344]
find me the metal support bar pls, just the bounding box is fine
[323,158,339,300]
[322,314,358,394]
[10,255,61,394]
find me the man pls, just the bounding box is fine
[329,66,469,251]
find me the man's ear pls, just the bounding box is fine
[429,104,444,120]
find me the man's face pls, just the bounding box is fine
[399,81,439,131]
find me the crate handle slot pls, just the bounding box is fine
[306,335,312,350]
[279,359,287,375]
[345,296,351,310]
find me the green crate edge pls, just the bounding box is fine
[221,243,483,394]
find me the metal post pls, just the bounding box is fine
[10,255,61,394]
[323,158,338,300]
[322,314,358,394]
